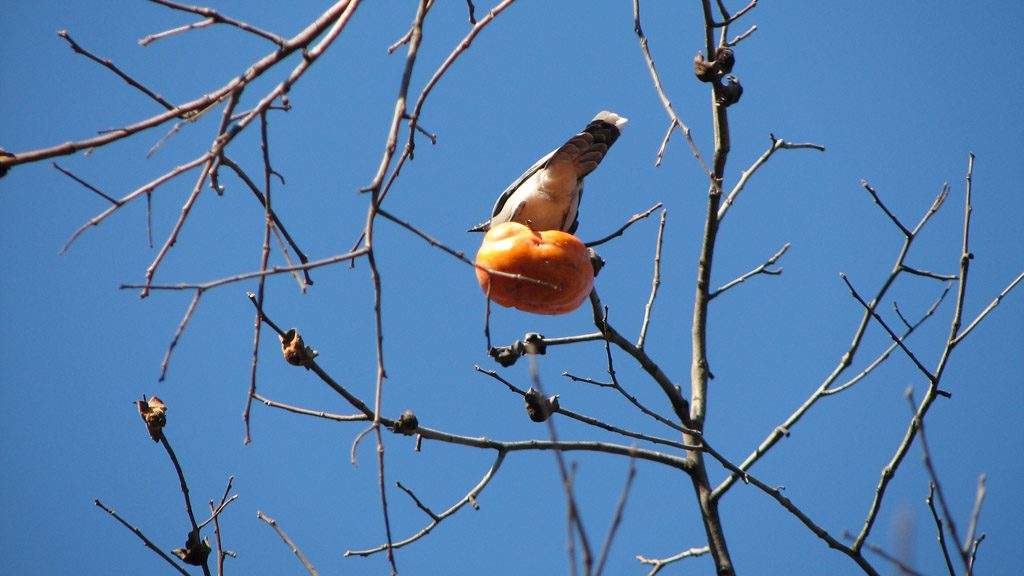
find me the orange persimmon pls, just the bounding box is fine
[475,222,594,315]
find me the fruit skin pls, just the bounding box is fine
[475,222,594,315]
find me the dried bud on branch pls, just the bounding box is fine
[694,47,737,83]
[172,529,211,566]
[489,341,523,367]
[281,328,318,367]
[135,396,167,442]
[392,410,419,435]
[588,248,605,277]
[522,332,546,355]
[717,76,743,107]
[524,387,560,422]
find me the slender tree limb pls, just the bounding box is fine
[122,248,368,293]
[2,1,358,175]
[718,135,824,223]
[257,511,320,576]
[158,289,202,382]
[58,31,177,111]
[347,453,506,556]
[840,273,936,383]
[637,546,710,575]
[594,458,637,576]
[952,269,1024,346]
[637,209,667,349]
[714,180,953,499]
[589,289,692,429]
[709,242,788,300]
[145,0,288,46]
[852,156,979,553]
[633,0,712,174]
[927,484,957,576]
[585,203,663,248]
[95,499,191,576]
[475,367,697,451]
[252,393,371,422]
[823,284,950,396]
[52,162,119,204]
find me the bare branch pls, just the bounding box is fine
[145,0,288,46]
[95,500,191,576]
[257,511,320,576]
[585,203,663,248]
[251,393,371,422]
[594,459,637,576]
[633,0,712,174]
[715,175,953,499]
[824,283,951,396]
[347,453,506,556]
[588,288,692,429]
[58,30,177,111]
[637,546,710,576]
[52,162,119,204]
[718,135,824,223]
[964,475,987,560]
[861,180,910,237]
[3,1,356,175]
[953,269,1024,346]
[158,289,202,382]
[396,481,440,521]
[709,242,789,300]
[638,209,667,349]
[840,273,936,383]
[927,484,957,576]
[475,367,696,450]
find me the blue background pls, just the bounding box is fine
[2,1,1022,574]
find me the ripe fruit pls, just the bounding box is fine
[475,222,594,315]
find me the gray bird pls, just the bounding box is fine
[469,111,628,234]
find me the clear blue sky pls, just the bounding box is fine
[2,1,1022,575]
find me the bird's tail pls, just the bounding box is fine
[550,111,628,179]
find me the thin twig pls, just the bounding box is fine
[633,0,712,174]
[258,511,320,575]
[396,481,440,521]
[594,458,637,576]
[347,453,507,556]
[858,540,927,576]
[637,546,710,576]
[952,269,1024,346]
[861,180,911,237]
[52,162,119,204]
[852,157,979,553]
[122,248,368,293]
[251,393,371,422]
[475,367,696,450]
[58,31,177,111]
[964,475,986,560]
[927,484,957,576]
[638,209,666,349]
[824,283,951,396]
[403,0,519,156]
[585,203,663,248]
[145,0,288,46]
[219,155,312,286]
[911,388,966,566]
[589,288,692,428]
[158,289,202,382]
[95,500,191,576]
[718,135,824,223]
[709,242,789,300]
[713,183,953,500]
[840,274,936,382]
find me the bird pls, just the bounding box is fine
[469,111,627,234]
